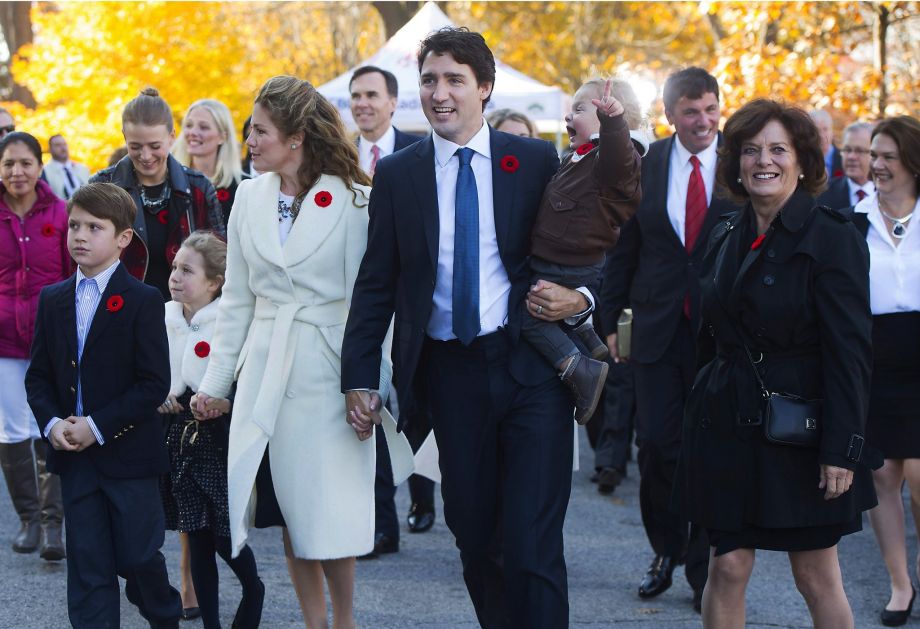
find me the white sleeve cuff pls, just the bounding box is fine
[564,287,595,326]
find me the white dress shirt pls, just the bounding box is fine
[43,259,121,444]
[666,136,718,244]
[358,125,396,176]
[855,194,920,315]
[847,178,875,207]
[427,121,511,340]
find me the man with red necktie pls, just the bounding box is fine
[601,67,740,613]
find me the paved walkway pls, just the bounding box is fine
[0,429,913,627]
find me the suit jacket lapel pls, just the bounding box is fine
[649,136,685,252]
[410,139,440,275]
[83,264,130,355]
[56,276,78,358]
[489,128,513,256]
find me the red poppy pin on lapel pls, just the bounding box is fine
[216,189,230,202]
[106,295,124,312]
[41,224,55,237]
[750,234,766,251]
[157,210,168,225]
[194,341,210,358]
[500,155,519,173]
[315,191,332,207]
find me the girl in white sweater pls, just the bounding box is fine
[158,231,263,629]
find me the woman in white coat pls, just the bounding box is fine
[193,76,386,629]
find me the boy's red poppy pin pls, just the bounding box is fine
[500,155,520,173]
[106,295,124,312]
[315,191,332,207]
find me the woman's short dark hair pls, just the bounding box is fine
[872,116,920,195]
[417,27,495,108]
[0,131,43,164]
[718,99,827,199]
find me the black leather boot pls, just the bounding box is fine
[0,440,41,553]
[560,354,609,425]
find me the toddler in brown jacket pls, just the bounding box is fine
[525,78,642,423]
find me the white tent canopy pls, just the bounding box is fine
[317,1,567,134]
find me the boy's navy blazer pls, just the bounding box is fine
[26,262,170,478]
[341,128,562,430]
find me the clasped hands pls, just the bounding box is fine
[49,416,96,452]
[345,391,381,442]
[526,279,589,322]
[189,393,231,421]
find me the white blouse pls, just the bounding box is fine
[855,193,920,315]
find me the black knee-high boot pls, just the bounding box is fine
[214,536,263,629]
[186,530,221,629]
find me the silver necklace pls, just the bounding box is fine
[881,207,913,239]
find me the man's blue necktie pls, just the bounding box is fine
[452,147,480,345]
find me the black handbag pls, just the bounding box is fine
[741,345,822,449]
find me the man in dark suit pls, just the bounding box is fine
[342,28,592,628]
[349,64,435,557]
[810,109,844,180]
[817,121,875,210]
[601,67,738,611]
[25,183,181,628]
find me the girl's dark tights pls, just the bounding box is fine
[186,529,261,629]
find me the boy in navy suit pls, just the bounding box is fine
[26,183,181,628]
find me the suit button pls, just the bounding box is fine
[708,324,715,337]
[767,249,776,259]
[285,391,295,399]
[70,386,76,393]
[700,417,711,429]
[762,275,775,286]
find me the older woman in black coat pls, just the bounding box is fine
[676,99,879,628]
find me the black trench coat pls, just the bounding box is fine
[676,189,878,532]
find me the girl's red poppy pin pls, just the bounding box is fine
[157,210,168,225]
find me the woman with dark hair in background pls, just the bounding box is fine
[90,87,225,301]
[853,115,920,627]
[677,99,879,628]
[0,131,68,562]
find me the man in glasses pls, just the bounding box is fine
[818,121,876,210]
[0,107,14,139]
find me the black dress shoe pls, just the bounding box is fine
[881,588,916,626]
[637,555,677,599]
[180,607,201,621]
[407,503,435,533]
[693,588,704,613]
[596,467,623,495]
[358,532,399,560]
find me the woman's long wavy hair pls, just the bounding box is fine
[255,76,370,205]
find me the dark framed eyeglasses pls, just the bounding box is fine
[0,125,14,135]
[841,147,870,156]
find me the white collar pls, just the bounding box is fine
[855,192,920,216]
[358,125,396,154]
[673,134,718,172]
[165,298,221,327]
[76,259,120,293]
[432,119,491,168]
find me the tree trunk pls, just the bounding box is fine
[873,3,889,116]
[372,1,422,39]
[0,1,36,107]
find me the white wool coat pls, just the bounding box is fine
[198,172,394,559]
